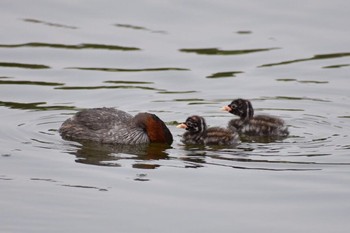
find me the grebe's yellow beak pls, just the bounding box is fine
[221,106,232,112]
[176,123,187,129]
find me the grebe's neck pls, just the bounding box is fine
[134,113,173,145]
[240,99,254,121]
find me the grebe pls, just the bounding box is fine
[222,98,289,138]
[59,108,173,145]
[177,115,239,145]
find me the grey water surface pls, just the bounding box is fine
[1,0,350,232]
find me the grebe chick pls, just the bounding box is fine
[177,115,239,146]
[222,98,289,137]
[59,108,173,145]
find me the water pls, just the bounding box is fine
[1,0,350,232]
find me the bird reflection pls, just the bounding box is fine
[69,142,171,168]
[65,142,320,172]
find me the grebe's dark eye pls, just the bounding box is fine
[188,120,198,128]
[187,121,193,127]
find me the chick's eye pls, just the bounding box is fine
[187,122,195,128]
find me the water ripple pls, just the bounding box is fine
[276,78,328,84]
[7,106,349,173]
[22,18,78,29]
[179,47,279,56]
[260,96,331,102]
[259,52,350,67]
[323,64,350,69]
[207,71,244,78]
[0,101,76,111]
[0,42,140,51]
[0,80,64,86]
[0,62,49,69]
[66,67,189,72]
[55,85,164,91]
[114,23,167,34]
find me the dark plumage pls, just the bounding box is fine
[177,115,239,146]
[222,98,289,137]
[59,108,173,145]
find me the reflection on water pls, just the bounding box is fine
[157,90,197,94]
[259,52,350,67]
[0,80,64,86]
[179,47,279,55]
[180,152,319,171]
[66,67,189,72]
[236,30,253,34]
[55,122,350,172]
[259,96,331,102]
[61,139,328,171]
[176,144,350,171]
[61,184,108,191]
[22,18,78,29]
[54,80,168,91]
[207,71,244,78]
[105,81,154,85]
[66,142,170,168]
[55,85,164,91]
[115,23,167,34]
[276,78,328,84]
[0,62,49,69]
[0,42,141,51]
[0,101,76,111]
[115,23,149,31]
[30,178,108,191]
[323,64,350,69]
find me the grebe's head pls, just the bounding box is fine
[222,98,254,121]
[177,115,207,133]
[134,113,173,145]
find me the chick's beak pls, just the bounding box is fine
[176,123,187,129]
[221,106,232,112]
